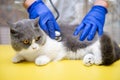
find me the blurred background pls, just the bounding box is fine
[0,0,28,44]
[0,0,120,44]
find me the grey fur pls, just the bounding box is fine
[59,24,99,51]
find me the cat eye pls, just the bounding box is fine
[35,36,41,41]
[23,40,30,44]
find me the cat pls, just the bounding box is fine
[7,18,120,66]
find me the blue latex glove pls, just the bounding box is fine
[27,0,60,39]
[73,6,108,41]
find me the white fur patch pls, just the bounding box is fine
[91,40,102,65]
[65,49,86,60]
[39,36,66,61]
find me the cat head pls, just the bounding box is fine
[7,18,46,51]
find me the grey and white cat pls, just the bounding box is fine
[8,18,120,66]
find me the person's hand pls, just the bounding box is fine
[73,6,108,41]
[27,0,60,39]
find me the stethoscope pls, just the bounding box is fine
[49,0,59,20]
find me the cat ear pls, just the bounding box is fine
[10,29,18,34]
[33,17,40,28]
[7,21,17,34]
[34,17,39,23]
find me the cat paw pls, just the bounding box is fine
[83,54,94,66]
[35,56,50,66]
[12,56,24,63]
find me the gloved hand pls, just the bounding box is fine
[73,6,108,41]
[27,0,60,39]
